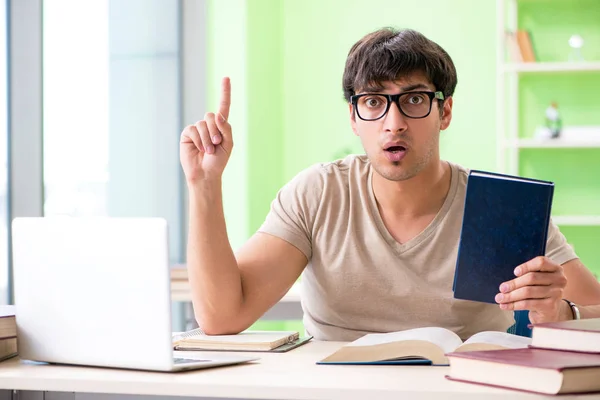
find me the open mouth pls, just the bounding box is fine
[383,143,408,162]
[385,145,406,153]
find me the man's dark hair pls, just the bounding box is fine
[342,28,457,103]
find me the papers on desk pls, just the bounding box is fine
[173,329,313,352]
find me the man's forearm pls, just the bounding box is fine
[580,304,600,319]
[187,179,244,334]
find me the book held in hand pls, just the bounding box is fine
[531,317,600,353]
[446,348,600,395]
[453,170,554,304]
[318,327,531,366]
[173,329,312,352]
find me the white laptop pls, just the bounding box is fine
[11,216,258,372]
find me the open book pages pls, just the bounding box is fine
[320,327,532,366]
[458,331,533,352]
[172,329,299,351]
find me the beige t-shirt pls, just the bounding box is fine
[258,155,578,341]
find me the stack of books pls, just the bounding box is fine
[446,318,600,395]
[170,264,191,300]
[0,305,17,362]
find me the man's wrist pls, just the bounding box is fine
[562,299,581,320]
[188,177,222,195]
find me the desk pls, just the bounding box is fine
[0,341,598,400]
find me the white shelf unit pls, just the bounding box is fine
[503,61,600,73]
[553,216,600,226]
[496,0,600,227]
[507,138,600,148]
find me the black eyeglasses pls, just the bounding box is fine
[350,91,445,121]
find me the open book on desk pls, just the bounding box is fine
[318,327,532,366]
[173,329,313,352]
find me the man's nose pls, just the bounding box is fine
[383,101,408,132]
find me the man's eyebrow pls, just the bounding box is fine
[399,83,431,92]
[360,84,384,93]
[358,82,433,94]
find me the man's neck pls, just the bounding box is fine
[372,160,451,219]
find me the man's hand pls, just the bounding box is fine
[180,77,233,184]
[495,256,572,324]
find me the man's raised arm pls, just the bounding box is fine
[179,77,306,334]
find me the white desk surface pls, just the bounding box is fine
[0,340,597,400]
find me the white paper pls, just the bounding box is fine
[348,327,464,354]
[463,331,532,348]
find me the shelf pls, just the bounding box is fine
[503,61,600,73]
[553,216,600,226]
[507,139,600,148]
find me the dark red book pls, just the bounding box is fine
[530,318,600,354]
[446,348,600,395]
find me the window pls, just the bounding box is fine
[42,0,183,263]
[0,0,7,303]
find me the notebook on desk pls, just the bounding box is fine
[173,329,313,352]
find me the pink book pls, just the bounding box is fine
[531,318,600,354]
[446,347,600,395]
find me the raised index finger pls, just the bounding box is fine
[219,77,231,121]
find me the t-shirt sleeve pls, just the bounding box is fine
[257,164,325,260]
[545,218,578,265]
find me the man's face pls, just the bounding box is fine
[349,72,453,182]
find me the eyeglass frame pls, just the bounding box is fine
[350,91,445,121]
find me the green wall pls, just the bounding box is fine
[281,0,498,181]
[206,0,599,275]
[206,0,249,250]
[246,0,284,235]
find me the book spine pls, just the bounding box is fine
[541,185,555,255]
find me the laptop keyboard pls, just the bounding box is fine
[173,357,210,364]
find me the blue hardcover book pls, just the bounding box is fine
[453,170,554,304]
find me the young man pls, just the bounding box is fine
[180,28,600,341]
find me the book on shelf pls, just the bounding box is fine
[530,317,600,353]
[170,264,188,281]
[170,280,191,292]
[173,329,313,352]
[317,327,531,366]
[515,29,536,62]
[505,30,523,63]
[453,170,554,304]
[446,347,600,395]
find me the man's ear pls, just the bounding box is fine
[440,96,453,131]
[349,103,359,135]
